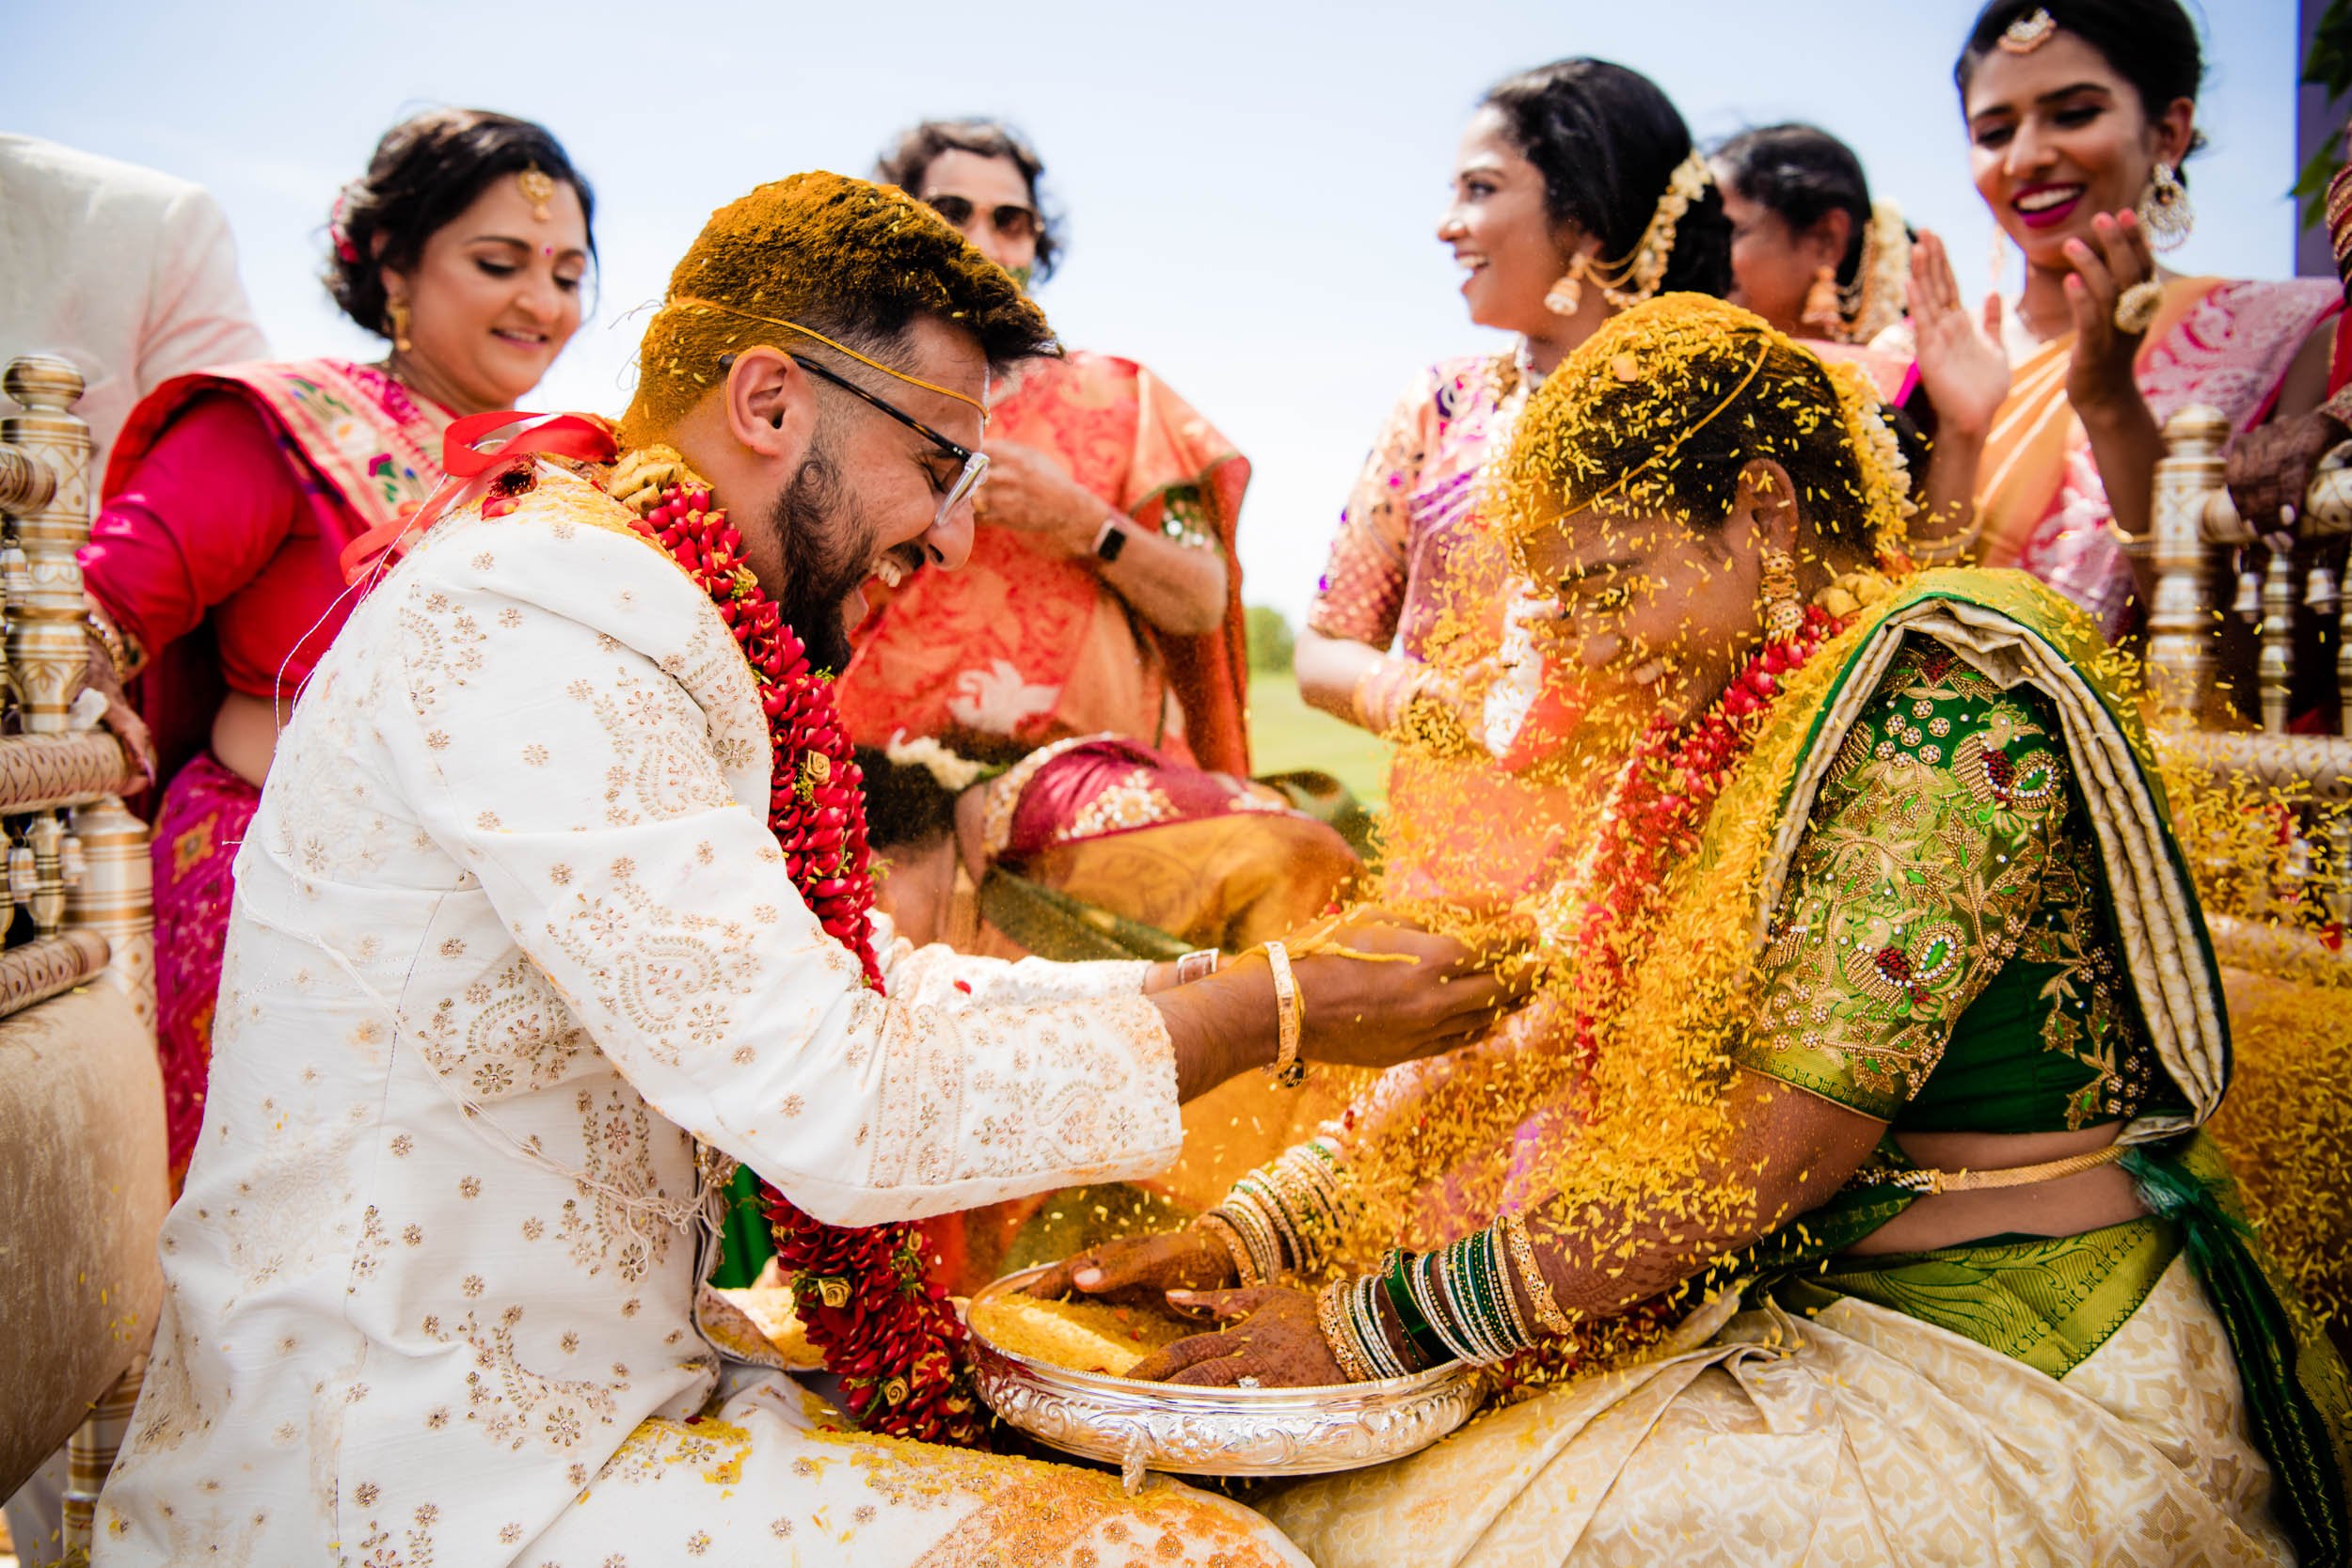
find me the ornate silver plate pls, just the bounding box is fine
[964,1266,1486,1486]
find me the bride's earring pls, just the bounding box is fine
[2138,162,2194,251]
[1987,226,2010,292]
[1544,256,1587,317]
[1760,546,1804,641]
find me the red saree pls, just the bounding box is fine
[86,357,449,1180]
[835,351,1252,773]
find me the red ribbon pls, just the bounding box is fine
[340,411,618,584]
[439,409,616,476]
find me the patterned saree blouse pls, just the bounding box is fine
[1740,634,2186,1135]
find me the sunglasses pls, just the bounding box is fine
[922,194,1040,242]
[723,349,989,531]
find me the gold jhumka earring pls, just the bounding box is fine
[1800,264,1846,339]
[517,166,557,222]
[2138,163,2194,251]
[1760,545,1804,641]
[1544,258,1590,317]
[386,298,412,355]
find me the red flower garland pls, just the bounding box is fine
[628,481,987,1449]
[1570,605,1842,1066]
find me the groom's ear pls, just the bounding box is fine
[718,346,817,462]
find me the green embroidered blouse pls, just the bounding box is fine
[1736,634,2188,1135]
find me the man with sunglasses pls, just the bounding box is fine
[848,119,1250,777]
[95,171,1505,1568]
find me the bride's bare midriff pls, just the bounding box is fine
[1842,1123,2149,1257]
[211,690,283,790]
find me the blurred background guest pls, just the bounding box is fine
[1290,57,1729,909]
[839,119,1251,776]
[0,134,267,460]
[76,107,596,1188]
[1712,121,2010,553]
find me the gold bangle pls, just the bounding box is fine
[1318,1279,1374,1382]
[84,605,134,680]
[1195,1212,1260,1288]
[1497,1211,1573,1337]
[1349,660,1394,732]
[1263,941,1305,1088]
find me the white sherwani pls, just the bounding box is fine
[94,464,1304,1567]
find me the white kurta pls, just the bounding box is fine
[93,465,1304,1567]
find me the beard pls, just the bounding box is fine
[765,433,875,677]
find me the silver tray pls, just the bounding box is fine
[964,1266,1485,1485]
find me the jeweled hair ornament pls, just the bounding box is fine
[1997,7,2058,53]
[517,165,557,221]
[1549,151,1716,316]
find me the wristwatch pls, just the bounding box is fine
[1091,516,1129,562]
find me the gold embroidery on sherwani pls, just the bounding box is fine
[97,460,1244,1566]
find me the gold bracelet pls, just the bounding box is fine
[1263,940,1306,1088]
[84,605,135,680]
[1497,1211,1573,1337]
[1318,1279,1375,1382]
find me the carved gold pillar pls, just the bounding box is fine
[1,356,92,734]
[2148,405,2229,719]
[70,795,154,1027]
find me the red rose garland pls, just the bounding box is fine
[1570,604,1842,1067]
[628,481,986,1449]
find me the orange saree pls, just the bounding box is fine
[836,351,1252,772]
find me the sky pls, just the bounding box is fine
[10,0,2302,625]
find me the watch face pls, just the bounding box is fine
[1097,523,1129,562]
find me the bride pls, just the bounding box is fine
[1037,294,2350,1565]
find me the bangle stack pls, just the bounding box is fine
[1199,1136,1355,1288]
[1320,1215,1563,1380]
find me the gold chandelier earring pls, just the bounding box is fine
[1544,256,1589,317]
[2138,162,2194,251]
[386,297,412,355]
[1760,545,1804,641]
[1800,264,1846,339]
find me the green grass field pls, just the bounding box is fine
[1247,670,1391,808]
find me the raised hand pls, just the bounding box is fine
[1025,1226,1237,1307]
[1906,230,2010,442]
[2059,209,2160,421]
[1126,1286,1346,1387]
[971,438,1102,550]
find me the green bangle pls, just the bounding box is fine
[1380,1249,1448,1370]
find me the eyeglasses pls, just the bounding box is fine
[921,194,1040,242]
[725,349,989,530]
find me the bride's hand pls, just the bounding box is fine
[1025,1226,1237,1307]
[1906,230,2010,442]
[1128,1286,1346,1387]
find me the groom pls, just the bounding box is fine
[91,173,1501,1566]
